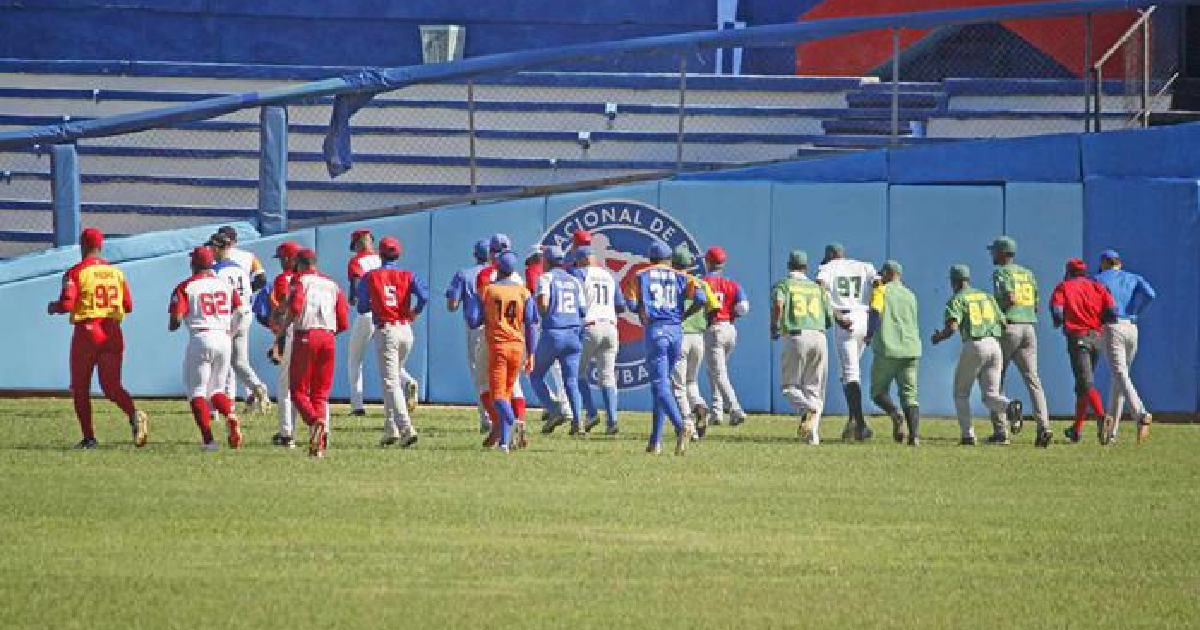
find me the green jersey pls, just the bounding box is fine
[869,281,921,358]
[772,273,833,333]
[682,277,714,334]
[992,263,1038,324]
[944,286,1005,340]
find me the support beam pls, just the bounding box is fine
[258,106,289,235]
[50,143,80,248]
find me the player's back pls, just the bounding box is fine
[227,248,262,277]
[348,251,382,281]
[365,267,417,324]
[292,272,343,331]
[635,264,691,326]
[451,262,487,327]
[171,273,238,332]
[575,265,620,324]
[817,258,877,311]
[214,259,252,312]
[702,273,742,323]
[482,282,531,345]
[68,257,129,323]
[537,268,585,329]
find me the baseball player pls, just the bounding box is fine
[358,237,428,447]
[1094,250,1156,443]
[771,250,835,445]
[526,244,573,428]
[475,234,530,444]
[46,227,149,449]
[626,239,704,455]
[573,244,627,435]
[930,265,1012,446]
[279,248,350,458]
[864,261,922,446]
[701,246,749,427]
[215,226,268,292]
[446,239,492,433]
[168,246,244,451]
[816,243,878,441]
[530,246,588,435]
[669,248,715,438]
[480,251,538,452]
[988,236,1048,445]
[210,232,271,414]
[1050,258,1118,444]
[268,240,300,447]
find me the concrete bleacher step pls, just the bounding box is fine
[845,91,944,110]
[821,119,913,136]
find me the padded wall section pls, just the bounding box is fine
[1083,177,1200,413]
[1002,183,1083,415]
[315,214,432,404]
[659,181,774,413]
[1082,123,1200,179]
[889,185,1004,417]
[427,198,547,408]
[768,183,888,416]
[889,134,1081,184]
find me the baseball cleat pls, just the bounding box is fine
[131,410,149,447]
[349,409,367,417]
[693,405,709,438]
[400,431,418,448]
[584,415,601,434]
[405,380,419,414]
[646,443,662,455]
[201,442,219,452]
[226,417,243,449]
[907,436,920,447]
[984,433,1011,446]
[541,411,567,434]
[1100,415,1117,446]
[1035,430,1053,448]
[497,444,511,454]
[1063,427,1081,444]
[729,410,747,427]
[1008,400,1024,434]
[710,415,722,426]
[960,436,977,446]
[798,410,815,443]
[841,421,855,442]
[308,422,327,458]
[379,435,399,447]
[854,423,873,442]
[569,422,584,436]
[604,425,620,436]
[271,433,295,448]
[75,437,98,450]
[516,421,528,449]
[675,424,694,456]
[890,411,905,443]
[1136,413,1152,444]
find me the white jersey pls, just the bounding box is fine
[575,265,620,325]
[817,258,878,312]
[213,259,252,313]
[227,247,265,280]
[292,272,345,332]
[169,273,240,333]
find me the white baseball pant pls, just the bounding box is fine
[833,309,869,384]
[704,321,742,418]
[1104,320,1148,431]
[277,329,296,438]
[184,330,232,399]
[671,332,706,415]
[581,322,620,387]
[781,329,828,444]
[953,337,1010,439]
[223,311,265,400]
[376,323,415,439]
[465,326,489,425]
[347,311,376,411]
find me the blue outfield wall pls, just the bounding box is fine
[3,124,1199,416]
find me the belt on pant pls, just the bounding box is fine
[583,319,615,328]
[376,320,412,328]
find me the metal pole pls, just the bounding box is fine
[467,81,478,195]
[1084,14,1093,132]
[1142,13,1151,127]
[891,27,900,143]
[50,143,80,247]
[1094,67,1104,132]
[257,106,289,235]
[676,53,688,172]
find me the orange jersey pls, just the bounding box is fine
[54,257,133,324]
[481,282,535,346]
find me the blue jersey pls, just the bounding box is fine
[535,268,587,329]
[445,263,487,329]
[632,264,702,326]
[1094,268,1155,322]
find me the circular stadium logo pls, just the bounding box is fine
[540,199,701,390]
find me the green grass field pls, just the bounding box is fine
[1,398,1197,630]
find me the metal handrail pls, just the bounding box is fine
[1091,5,1159,130]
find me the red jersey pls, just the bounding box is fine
[169,272,242,332]
[268,270,294,333]
[53,257,133,324]
[347,250,381,283]
[1050,277,1115,336]
[289,271,349,333]
[524,261,544,291]
[363,267,419,325]
[703,274,744,324]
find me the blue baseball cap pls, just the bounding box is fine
[497,251,519,276]
[472,239,489,261]
[489,233,511,253]
[574,245,593,261]
[1100,249,1121,261]
[647,239,671,261]
[544,245,566,265]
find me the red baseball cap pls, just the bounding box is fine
[350,229,372,250]
[573,229,592,246]
[1065,257,1087,274]
[273,241,300,260]
[379,237,401,257]
[296,248,318,265]
[190,246,215,268]
[80,227,103,250]
[705,246,727,265]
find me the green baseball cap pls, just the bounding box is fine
[671,245,693,269]
[988,236,1017,255]
[881,260,903,275]
[787,250,808,269]
[949,264,971,281]
[824,242,844,257]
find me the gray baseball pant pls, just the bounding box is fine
[671,332,706,415]
[375,323,415,439]
[781,329,828,444]
[993,323,1049,433]
[1104,321,1148,430]
[705,321,742,417]
[954,337,1010,439]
